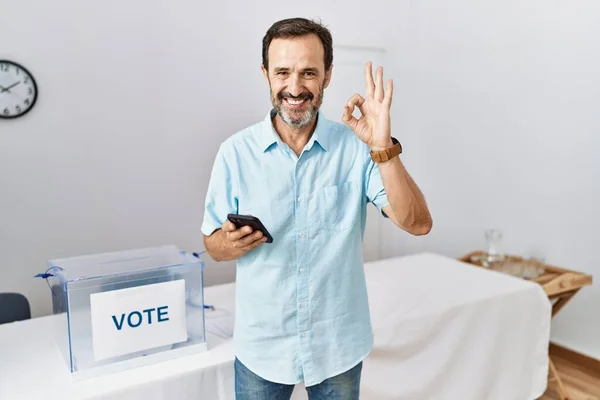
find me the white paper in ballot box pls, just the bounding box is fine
[44,245,207,380]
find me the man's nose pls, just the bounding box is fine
[287,75,303,97]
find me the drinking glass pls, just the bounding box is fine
[484,228,505,267]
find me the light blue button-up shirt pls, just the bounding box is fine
[201,109,389,387]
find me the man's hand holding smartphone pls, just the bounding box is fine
[219,220,267,259]
[204,214,272,262]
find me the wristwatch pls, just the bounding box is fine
[370,137,402,163]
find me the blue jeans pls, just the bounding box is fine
[234,357,362,400]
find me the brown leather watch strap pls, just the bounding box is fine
[370,138,402,163]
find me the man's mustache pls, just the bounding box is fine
[278,91,313,101]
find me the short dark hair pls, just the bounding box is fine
[262,17,333,72]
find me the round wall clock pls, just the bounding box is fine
[0,60,38,119]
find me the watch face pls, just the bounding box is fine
[0,60,38,119]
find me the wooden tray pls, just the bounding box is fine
[459,250,592,298]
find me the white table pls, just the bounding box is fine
[0,253,551,400]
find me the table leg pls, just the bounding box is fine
[548,355,569,400]
[551,291,577,317]
[544,289,579,399]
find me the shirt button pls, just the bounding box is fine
[300,332,305,337]
[298,232,304,238]
[297,196,301,202]
[299,268,305,273]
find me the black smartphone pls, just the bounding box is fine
[227,214,273,243]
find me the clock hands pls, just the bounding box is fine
[0,81,21,93]
[5,81,21,90]
[0,81,25,103]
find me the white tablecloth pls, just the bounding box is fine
[0,252,551,400]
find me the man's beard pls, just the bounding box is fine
[270,86,324,129]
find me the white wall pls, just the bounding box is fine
[380,0,600,359]
[1,0,599,360]
[0,0,394,317]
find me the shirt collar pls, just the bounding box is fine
[260,108,329,153]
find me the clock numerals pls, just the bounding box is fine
[0,60,38,118]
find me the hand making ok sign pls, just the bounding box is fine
[342,62,394,150]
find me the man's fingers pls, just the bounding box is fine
[227,225,253,241]
[346,94,365,111]
[365,62,375,99]
[374,66,384,102]
[342,104,358,130]
[233,230,263,248]
[235,231,266,249]
[240,236,268,252]
[222,220,236,232]
[384,78,393,106]
[342,94,365,130]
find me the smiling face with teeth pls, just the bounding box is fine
[262,34,332,130]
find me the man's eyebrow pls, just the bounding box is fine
[272,67,320,73]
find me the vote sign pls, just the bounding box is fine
[90,279,187,361]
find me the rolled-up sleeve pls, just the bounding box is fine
[364,157,390,218]
[201,143,238,236]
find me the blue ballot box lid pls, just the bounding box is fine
[48,245,203,282]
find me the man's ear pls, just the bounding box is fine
[324,64,334,89]
[261,64,269,83]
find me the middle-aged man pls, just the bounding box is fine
[201,17,432,400]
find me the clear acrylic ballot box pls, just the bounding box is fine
[46,245,207,380]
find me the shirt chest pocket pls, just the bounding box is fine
[315,181,362,231]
